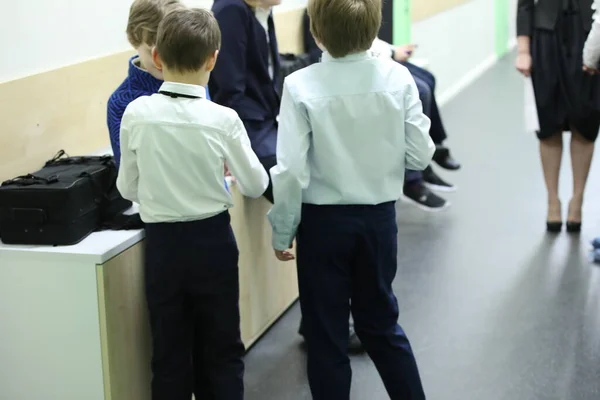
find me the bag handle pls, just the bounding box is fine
[45,149,113,168]
[1,174,59,187]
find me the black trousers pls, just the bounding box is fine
[145,212,245,400]
[259,155,277,203]
[403,61,448,145]
[297,202,425,400]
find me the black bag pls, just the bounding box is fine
[277,53,312,95]
[0,150,132,246]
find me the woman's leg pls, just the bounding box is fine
[568,129,595,223]
[539,132,564,223]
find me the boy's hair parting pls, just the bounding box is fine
[308,0,382,58]
[156,8,222,73]
[127,0,183,48]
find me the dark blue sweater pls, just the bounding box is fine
[107,56,211,168]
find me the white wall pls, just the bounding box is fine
[0,0,133,82]
[411,0,497,102]
[509,0,518,41]
[0,0,303,83]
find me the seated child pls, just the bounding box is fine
[268,0,433,398]
[108,0,212,169]
[117,7,269,400]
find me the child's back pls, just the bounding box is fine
[116,9,267,400]
[119,84,266,222]
[282,54,433,205]
[268,1,432,399]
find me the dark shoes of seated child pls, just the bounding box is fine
[591,238,600,264]
[299,319,365,353]
[433,145,461,170]
[423,165,456,192]
[404,181,450,212]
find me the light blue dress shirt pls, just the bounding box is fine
[268,51,435,251]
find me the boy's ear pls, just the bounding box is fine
[205,50,219,72]
[151,47,163,72]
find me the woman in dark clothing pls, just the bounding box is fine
[516,0,599,232]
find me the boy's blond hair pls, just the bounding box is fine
[308,0,382,58]
[156,8,221,73]
[127,0,183,48]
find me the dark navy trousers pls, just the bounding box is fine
[404,61,448,185]
[144,212,244,400]
[296,202,425,400]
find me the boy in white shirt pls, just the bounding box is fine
[268,0,433,398]
[117,8,269,400]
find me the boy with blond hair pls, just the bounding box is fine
[108,0,192,168]
[117,7,269,400]
[268,0,431,398]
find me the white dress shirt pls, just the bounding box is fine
[268,51,434,250]
[583,0,600,68]
[255,7,274,79]
[117,82,269,223]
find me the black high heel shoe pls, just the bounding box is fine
[566,222,581,233]
[566,200,582,234]
[546,221,563,233]
[546,201,562,233]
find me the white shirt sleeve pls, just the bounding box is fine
[267,82,311,251]
[403,77,435,171]
[116,110,140,204]
[223,116,270,199]
[370,37,394,59]
[583,0,600,68]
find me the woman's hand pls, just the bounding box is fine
[515,52,532,77]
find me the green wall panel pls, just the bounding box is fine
[495,0,510,56]
[393,0,411,45]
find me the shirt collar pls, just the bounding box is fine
[129,56,163,91]
[255,7,271,19]
[321,51,372,63]
[159,82,207,98]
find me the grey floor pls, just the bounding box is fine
[243,56,600,400]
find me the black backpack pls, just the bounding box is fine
[0,150,135,246]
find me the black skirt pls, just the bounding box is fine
[531,11,600,141]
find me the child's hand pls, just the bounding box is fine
[224,163,231,177]
[274,243,295,262]
[583,65,598,75]
[393,44,417,62]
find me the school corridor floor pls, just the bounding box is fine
[242,55,600,400]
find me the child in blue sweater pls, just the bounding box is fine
[107,0,213,169]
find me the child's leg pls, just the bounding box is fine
[350,203,426,400]
[144,223,194,400]
[186,214,245,400]
[192,304,214,399]
[296,204,356,400]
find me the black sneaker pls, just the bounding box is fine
[433,146,461,170]
[403,182,449,211]
[423,165,456,192]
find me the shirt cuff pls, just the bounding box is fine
[272,231,294,252]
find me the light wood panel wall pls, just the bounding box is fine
[97,241,152,400]
[0,7,306,182]
[229,187,299,347]
[0,51,134,182]
[413,0,474,22]
[274,7,306,54]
